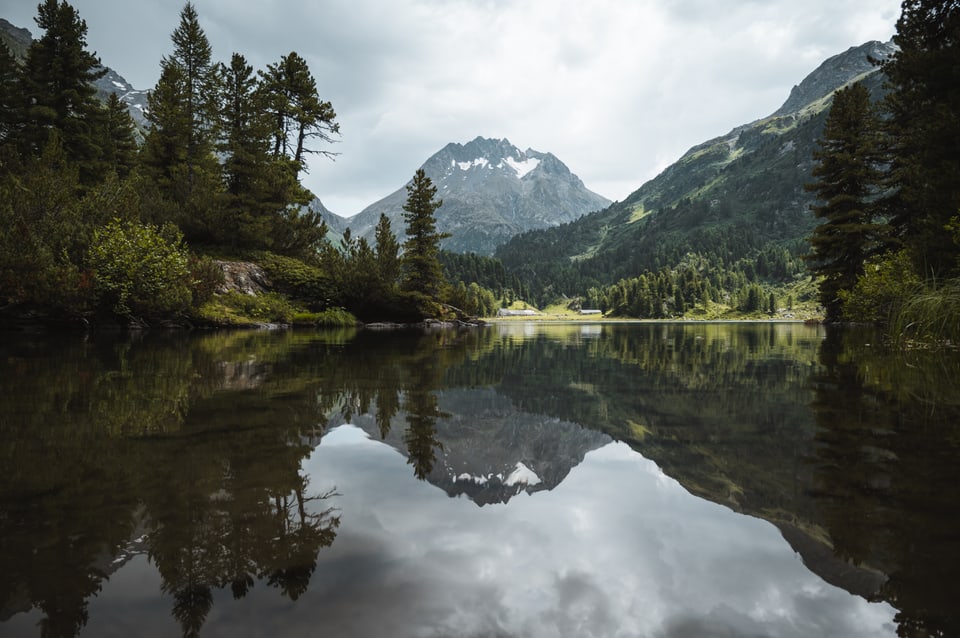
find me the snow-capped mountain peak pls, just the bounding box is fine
[345,136,610,254]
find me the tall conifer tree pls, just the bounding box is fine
[806,82,886,322]
[16,0,107,185]
[882,0,960,277]
[100,93,137,178]
[142,2,222,240]
[374,213,401,288]
[401,169,448,298]
[217,53,274,247]
[260,51,339,176]
[0,43,20,150]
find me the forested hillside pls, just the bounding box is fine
[495,42,897,317]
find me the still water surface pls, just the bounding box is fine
[1,322,958,637]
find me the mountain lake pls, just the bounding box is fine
[1,322,958,637]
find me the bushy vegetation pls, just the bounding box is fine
[88,219,193,318]
[840,250,921,325]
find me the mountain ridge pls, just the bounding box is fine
[495,39,898,301]
[338,136,611,255]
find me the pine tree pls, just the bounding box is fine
[100,93,137,178]
[143,2,218,186]
[217,52,274,247]
[141,2,222,240]
[374,213,400,288]
[401,169,448,298]
[806,82,886,322]
[16,0,107,185]
[167,1,217,180]
[259,51,339,176]
[0,43,20,149]
[882,0,960,277]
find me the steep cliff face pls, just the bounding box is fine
[0,18,31,58]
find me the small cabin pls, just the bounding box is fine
[578,309,602,315]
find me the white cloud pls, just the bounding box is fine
[2,0,901,215]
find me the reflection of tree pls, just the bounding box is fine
[399,334,453,480]
[811,328,960,638]
[375,389,400,440]
[0,332,342,637]
[141,387,341,636]
[13,323,959,637]
[403,388,444,479]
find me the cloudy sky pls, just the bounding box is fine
[4,0,901,216]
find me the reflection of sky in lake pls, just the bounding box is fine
[42,424,896,638]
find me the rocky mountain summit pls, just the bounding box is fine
[773,40,897,116]
[341,136,611,255]
[93,67,150,129]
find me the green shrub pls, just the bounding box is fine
[292,307,357,326]
[88,219,192,318]
[251,251,335,306]
[840,250,922,324]
[188,254,225,308]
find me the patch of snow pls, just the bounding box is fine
[112,80,127,90]
[456,473,491,485]
[504,156,540,178]
[456,158,489,171]
[504,462,541,487]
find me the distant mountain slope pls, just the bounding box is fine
[345,136,610,255]
[0,17,149,131]
[496,41,897,294]
[0,18,31,58]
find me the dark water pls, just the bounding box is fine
[1,322,958,637]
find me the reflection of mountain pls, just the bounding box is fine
[4,325,958,637]
[456,323,960,636]
[451,324,883,596]
[342,388,611,505]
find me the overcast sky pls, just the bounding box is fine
[4,0,901,216]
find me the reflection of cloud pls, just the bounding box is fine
[293,432,897,637]
[542,570,617,637]
[85,428,896,637]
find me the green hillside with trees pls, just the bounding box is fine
[496,1,960,341]
[0,1,502,326]
[493,49,892,320]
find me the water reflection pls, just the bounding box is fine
[0,332,341,637]
[811,329,960,638]
[0,323,957,636]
